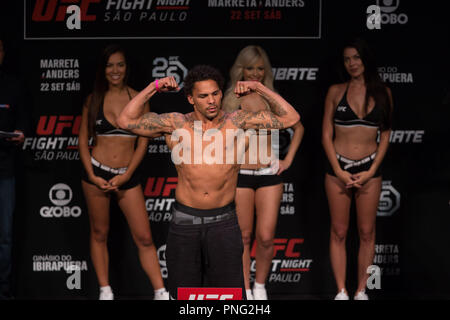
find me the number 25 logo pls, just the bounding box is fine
[152,57,188,89]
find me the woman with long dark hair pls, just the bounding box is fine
[322,38,392,300]
[78,44,168,300]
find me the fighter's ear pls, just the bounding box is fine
[187,95,194,105]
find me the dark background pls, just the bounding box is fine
[1,0,449,299]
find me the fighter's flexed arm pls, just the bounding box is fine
[229,81,300,130]
[117,76,184,137]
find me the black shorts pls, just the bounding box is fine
[80,157,141,190]
[326,152,382,177]
[166,201,245,300]
[237,169,282,190]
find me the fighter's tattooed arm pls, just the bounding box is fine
[117,76,179,137]
[232,81,300,130]
[230,109,285,130]
[126,112,186,138]
[263,93,288,117]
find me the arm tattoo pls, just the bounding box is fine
[265,95,288,117]
[127,112,185,133]
[172,113,187,129]
[231,110,285,130]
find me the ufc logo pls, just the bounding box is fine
[251,238,303,258]
[37,116,81,135]
[32,0,100,22]
[189,294,234,300]
[144,177,177,197]
[178,288,242,300]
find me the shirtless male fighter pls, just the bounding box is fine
[117,65,300,299]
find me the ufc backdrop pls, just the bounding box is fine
[1,0,449,299]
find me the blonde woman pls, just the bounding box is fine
[223,45,304,300]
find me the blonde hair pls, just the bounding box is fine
[222,45,275,112]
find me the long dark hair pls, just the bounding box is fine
[87,44,130,141]
[340,38,392,131]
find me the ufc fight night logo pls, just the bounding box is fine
[31,0,99,22]
[36,116,81,136]
[178,288,242,300]
[144,178,176,222]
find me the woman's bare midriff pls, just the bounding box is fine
[333,125,379,160]
[91,136,137,168]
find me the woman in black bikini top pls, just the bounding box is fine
[322,38,393,300]
[78,44,168,300]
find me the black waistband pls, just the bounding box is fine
[173,201,236,217]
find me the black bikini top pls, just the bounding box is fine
[333,85,383,129]
[95,89,137,137]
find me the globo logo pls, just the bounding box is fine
[40,183,82,218]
